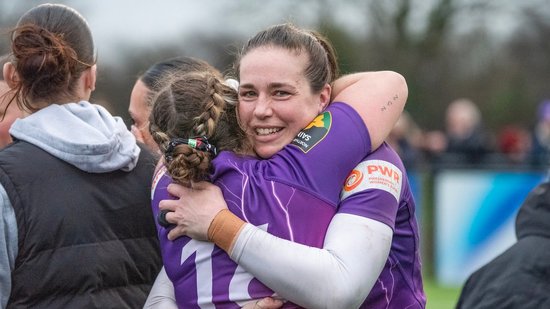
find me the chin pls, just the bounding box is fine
[255,146,279,159]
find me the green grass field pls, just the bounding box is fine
[424,278,461,309]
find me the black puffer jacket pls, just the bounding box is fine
[456,181,550,309]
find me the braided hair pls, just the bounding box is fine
[149,70,250,184]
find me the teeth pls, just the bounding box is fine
[256,128,281,136]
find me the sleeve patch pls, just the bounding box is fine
[291,111,331,153]
[340,159,402,202]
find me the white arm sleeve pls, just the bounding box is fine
[230,213,392,309]
[143,267,178,309]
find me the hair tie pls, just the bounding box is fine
[164,136,217,163]
[224,78,239,92]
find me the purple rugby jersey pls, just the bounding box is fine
[340,142,426,308]
[151,102,371,308]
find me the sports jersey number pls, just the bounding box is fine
[181,239,216,308]
[181,224,269,308]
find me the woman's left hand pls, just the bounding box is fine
[159,181,228,241]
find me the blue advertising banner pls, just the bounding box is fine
[434,170,546,286]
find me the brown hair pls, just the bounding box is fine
[139,56,219,109]
[234,23,339,93]
[7,3,95,112]
[149,71,250,183]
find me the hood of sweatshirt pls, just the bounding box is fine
[515,181,550,239]
[9,101,140,173]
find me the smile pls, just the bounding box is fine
[255,128,282,136]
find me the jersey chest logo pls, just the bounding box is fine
[291,111,332,153]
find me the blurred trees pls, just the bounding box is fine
[315,0,550,132]
[1,0,549,133]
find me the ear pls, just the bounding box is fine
[3,62,19,89]
[86,64,97,91]
[317,83,331,113]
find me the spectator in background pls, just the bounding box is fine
[456,181,550,309]
[0,4,161,308]
[441,98,492,166]
[497,124,532,166]
[0,54,25,148]
[129,56,218,154]
[531,99,550,167]
[387,110,423,169]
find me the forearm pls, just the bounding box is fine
[143,267,178,309]
[219,213,392,309]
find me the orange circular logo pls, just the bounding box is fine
[344,170,363,191]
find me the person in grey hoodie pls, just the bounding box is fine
[0,4,161,308]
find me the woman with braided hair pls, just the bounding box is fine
[145,24,408,308]
[128,56,221,154]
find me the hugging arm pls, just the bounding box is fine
[144,267,177,309]
[145,267,283,309]
[231,213,392,309]
[159,183,392,309]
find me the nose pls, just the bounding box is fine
[253,94,273,119]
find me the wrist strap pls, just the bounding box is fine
[207,209,245,253]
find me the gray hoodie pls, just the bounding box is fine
[0,101,141,308]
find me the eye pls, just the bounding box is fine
[273,90,292,99]
[239,90,257,100]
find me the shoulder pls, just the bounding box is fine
[341,143,406,202]
[210,151,259,178]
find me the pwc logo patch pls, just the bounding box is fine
[291,111,332,153]
[340,159,403,202]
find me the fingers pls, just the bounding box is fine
[167,225,185,241]
[190,181,215,190]
[166,183,190,198]
[245,297,283,309]
[161,211,185,241]
[258,297,284,309]
[159,198,180,212]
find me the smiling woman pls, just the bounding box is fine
[236,46,330,158]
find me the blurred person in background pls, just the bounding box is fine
[530,99,550,167]
[387,110,424,169]
[0,54,25,148]
[441,98,492,166]
[129,56,218,154]
[456,181,550,309]
[497,124,532,166]
[0,4,161,308]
